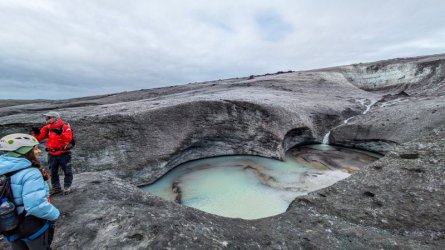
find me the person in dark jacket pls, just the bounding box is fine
[0,133,60,250]
[32,111,73,195]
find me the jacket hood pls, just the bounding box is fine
[0,155,31,175]
[47,119,65,129]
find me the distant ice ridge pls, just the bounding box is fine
[342,63,432,90]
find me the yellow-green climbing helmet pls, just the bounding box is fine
[0,133,39,153]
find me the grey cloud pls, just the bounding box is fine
[0,0,444,99]
[255,12,293,42]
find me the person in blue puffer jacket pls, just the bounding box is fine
[0,133,59,250]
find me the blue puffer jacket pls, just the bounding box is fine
[0,155,59,221]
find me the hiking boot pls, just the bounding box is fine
[50,187,62,196]
[63,187,71,195]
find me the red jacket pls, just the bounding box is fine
[33,119,73,155]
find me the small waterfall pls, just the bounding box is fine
[322,131,331,144]
[322,98,379,145]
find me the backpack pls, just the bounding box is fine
[0,168,50,238]
[0,170,21,234]
[53,123,75,150]
[64,123,76,150]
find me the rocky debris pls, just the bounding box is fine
[382,90,410,101]
[0,54,444,249]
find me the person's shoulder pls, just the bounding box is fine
[20,167,40,175]
[63,123,72,131]
[19,167,42,181]
[0,156,31,174]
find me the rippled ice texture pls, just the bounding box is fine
[142,145,379,219]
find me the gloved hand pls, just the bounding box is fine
[32,126,41,135]
[50,127,63,135]
[41,168,50,181]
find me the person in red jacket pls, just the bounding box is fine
[32,111,74,195]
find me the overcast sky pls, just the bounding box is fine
[1,0,444,99]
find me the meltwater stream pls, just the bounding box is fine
[322,99,379,145]
[141,145,381,219]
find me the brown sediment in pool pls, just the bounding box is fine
[142,144,382,219]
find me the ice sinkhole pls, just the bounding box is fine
[141,144,381,220]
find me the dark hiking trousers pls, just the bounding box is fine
[48,152,73,189]
[9,224,55,250]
